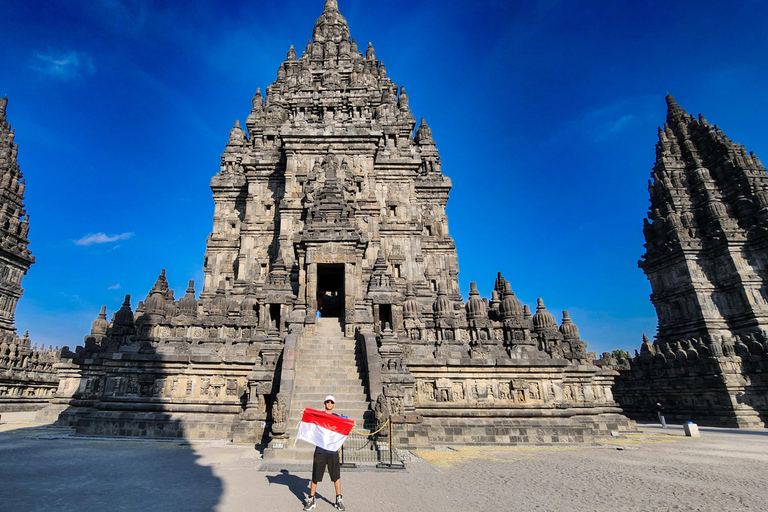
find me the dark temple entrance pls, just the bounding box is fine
[317,264,344,318]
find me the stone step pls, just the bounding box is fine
[294,366,361,373]
[299,351,358,357]
[311,332,346,338]
[288,406,367,420]
[294,372,363,379]
[300,343,357,349]
[299,345,358,352]
[295,373,361,380]
[277,318,371,460]
[293,384,364,392]
[293,379,366,392]
[295,356,359,363]
[294,368,362,376]
[290,397,368,406]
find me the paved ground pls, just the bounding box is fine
[1,412,767,511]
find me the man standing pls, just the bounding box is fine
[656,402,667,428]
[303,395,346,511]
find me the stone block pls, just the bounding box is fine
[683,422,700,437]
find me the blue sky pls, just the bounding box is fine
[1,0,767,356]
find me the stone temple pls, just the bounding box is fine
[0,97,61,410]
[612,95,768,427]
[42,0,632,450]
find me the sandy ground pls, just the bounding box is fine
[1,411,767,511]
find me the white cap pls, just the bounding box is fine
[324,395,336,403]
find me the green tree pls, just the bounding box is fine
[612,349,631,360]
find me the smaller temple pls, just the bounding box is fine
[611,96,768,427]
[0,97,61,411]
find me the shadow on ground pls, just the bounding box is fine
[265,468,309,502]
[0,422,223,512]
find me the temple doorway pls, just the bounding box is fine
[317,264,344,318]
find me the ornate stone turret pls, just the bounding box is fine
[558,310,579,340]
[614,95,768,427]
[178,280,198,317]
[91,306,108,336]
[402,284,421,319]
[432,285,452,319]
[313,0,350,43]
[0,97,34,344]
[111,295,135,332]
[465,282,486,320]
[532,298,557,333]
[499,282,523,320]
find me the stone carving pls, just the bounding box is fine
[271,392,287,436]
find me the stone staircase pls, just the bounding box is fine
[283,318,371,460]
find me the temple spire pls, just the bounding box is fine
[313,0,349,43]
[0,97,7,119]
[665,93,687,126]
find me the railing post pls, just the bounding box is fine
[376,417,405,470]
[340,441,356,468]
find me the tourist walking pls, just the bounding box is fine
[656,402,667,428]
[302,396,347,511]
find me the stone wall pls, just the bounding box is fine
[610,336,768,428]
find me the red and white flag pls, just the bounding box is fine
[296,408,355,452]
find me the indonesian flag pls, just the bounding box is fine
[296,408,355,452]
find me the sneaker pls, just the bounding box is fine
[335,495,345,511]
[303,496,316,511]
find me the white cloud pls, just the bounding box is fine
[107,283,121,290]
[31,51,96,80]
[74,232,134,246]
[608,114,635,134]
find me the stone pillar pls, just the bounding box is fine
[306,262,317,323]
[344,262,355,334]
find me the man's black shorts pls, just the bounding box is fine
[312,451,340,483]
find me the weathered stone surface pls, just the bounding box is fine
[610,96,768,428]
[41,1,633,444]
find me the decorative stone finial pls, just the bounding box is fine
[252,88,264,111]
[433,283,452,317]
[559,310,579,339]
[499,282,522,320]
[398,86,409,111]
[403,283,421,319]
[665,93,686,122]
[415,118,434,145]
[228,120,245,146]
[313,0,349,43]
[466,282,486,320]
[114,294,135,328]
[532,298,557,331]
[91,306,109,335]
[179,280,198,316]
